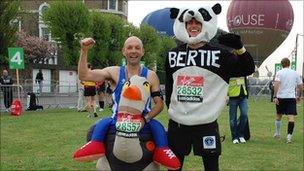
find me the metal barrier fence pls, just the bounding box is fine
[0,84,79,113]
[0,80,274,113]
[21,79,78,94]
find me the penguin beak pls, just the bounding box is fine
[122,85,142,101]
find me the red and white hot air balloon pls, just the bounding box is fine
[227,0,294,67]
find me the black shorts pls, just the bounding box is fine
[84,86,96,96]
[168,119,221,157]
[276,98,297,115]
[97,83,106,94]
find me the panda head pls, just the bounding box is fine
[170,3,221,44]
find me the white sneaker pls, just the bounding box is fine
[286,134,292,143]
[239,137,246,143]
[232,139,239,144]
[99,108,104,112]
[273,133,280,139]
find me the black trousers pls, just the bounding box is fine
[169,152,219,171]
[3,91,13,108]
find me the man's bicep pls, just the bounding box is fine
[273,81,280,90]
[87,67,113,82]
[148,72,161,92]
[297,84,303,91]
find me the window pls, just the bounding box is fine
[41,5,48,15]
[123,0,128,14]
[41,27,50,41]
[39,3,49,20]
[39,3,51,41]
[108,0,117,10]
[10,18,21,31]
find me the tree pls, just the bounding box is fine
[138,24,161,69]
[88,12,111,68]
[106,14,127,66]
[88,13,129,68]
[0,0,20,67]
[122,22,139,38]
[42,1,90,66]
[15,31,57,64]
[157,36,176,84]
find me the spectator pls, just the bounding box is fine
[96,81,106,112]
[77,79,86,112]
[302,76,304,100]
[83,64,98,118]
[35,69,44,94]
[269,77,275,102]
[273,58,303,143]
[105,81,113,108]
[0,69,13,112]
[228,77,249,144]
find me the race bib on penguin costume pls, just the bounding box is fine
[166,3,255,126]
[74,74,181,170]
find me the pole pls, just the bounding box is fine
[294,33,298,70]
[16,69,20,100]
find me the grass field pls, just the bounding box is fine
[0,97,303,170]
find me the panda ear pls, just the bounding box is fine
[212,3,222,15]
[170,8,180,19]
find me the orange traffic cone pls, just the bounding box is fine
[11,99,22,116]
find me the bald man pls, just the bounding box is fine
[74,36,180,169]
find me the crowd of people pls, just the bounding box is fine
[77,70,113,117]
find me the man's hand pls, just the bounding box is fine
[217,33,243,50]
[80,38,95,51]
[274,98,279,105]
[296,96,301,103]
[226,98,229,106]
[140,118,146,130]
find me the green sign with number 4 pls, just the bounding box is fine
[8,47,25,69]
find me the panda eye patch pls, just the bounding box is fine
[178,9,188,22]
[198,8,211,21]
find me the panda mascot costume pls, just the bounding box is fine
[165,3,255,170]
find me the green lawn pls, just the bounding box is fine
[0,98,303,170]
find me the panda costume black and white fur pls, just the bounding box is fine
[165,3,255,170]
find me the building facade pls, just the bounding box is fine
[14,0,128,93]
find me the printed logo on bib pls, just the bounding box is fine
[176,75,204,102]
[116,113,142,134]
[203,136,216,149]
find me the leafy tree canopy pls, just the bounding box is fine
[15,31,57,64]
[42,1,90,66]
[89,12,112,68]
[138,24,161,69]
[0,0,21,67]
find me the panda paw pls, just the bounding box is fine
[217,33,243,50]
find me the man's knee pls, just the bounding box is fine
[276,114,282,120]
[287,115,295,122]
